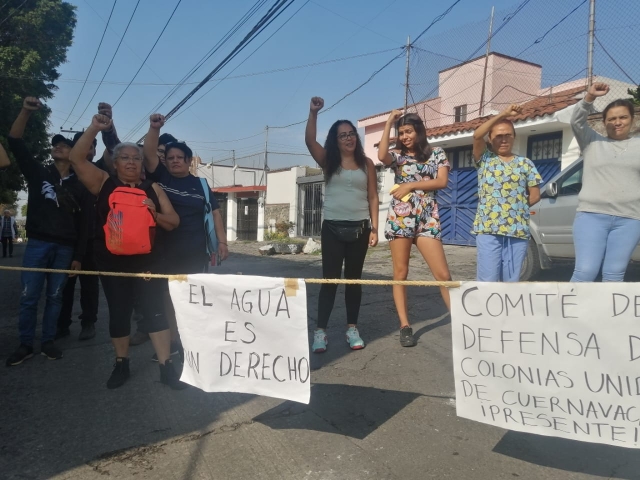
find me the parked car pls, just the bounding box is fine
[520,158,640,280]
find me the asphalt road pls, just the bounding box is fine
[0,241,638,480]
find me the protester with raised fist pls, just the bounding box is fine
[305,96,379,353]
[472,104,542,282]
[4,97,91,366]
[378,110,452,347]
[143,113,228,362]
[570,82,640,282]
[69,114,185,390]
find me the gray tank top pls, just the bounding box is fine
[323,167,370,221]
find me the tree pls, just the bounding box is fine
[0,0,77,204]
[21,204,27,218]
[628,85,640,106]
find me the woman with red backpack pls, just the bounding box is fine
[69,114,185,390]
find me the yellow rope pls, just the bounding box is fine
[0,265,462,287]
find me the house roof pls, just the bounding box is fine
[426,85,587,139]
[438,52,542,74]
[372,85,588,147]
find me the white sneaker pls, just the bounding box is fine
[312,329,328,353]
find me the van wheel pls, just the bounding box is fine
[520,240,542,281]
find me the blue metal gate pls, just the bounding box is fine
[438,169,478,246]
[438,160,561,246]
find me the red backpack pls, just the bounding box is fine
[104,180,157,255]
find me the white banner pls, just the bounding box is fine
[168,274,310,404]
[451,282,640,449]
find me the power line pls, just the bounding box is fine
[122,0,271,140]
[595,35,637,85]
[168,0,313,123]
[112,0,183,107]
[71,0,141,128]
[61,0,118,127]
[162,0,298,121]
[0,0,27,28]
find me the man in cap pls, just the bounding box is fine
[3,97,91,366]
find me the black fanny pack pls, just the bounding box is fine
[324,220,370,243]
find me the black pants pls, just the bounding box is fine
[1,236,13,257]
[58,242,99,329]
[100,275,168,338]
[317,220,370,329]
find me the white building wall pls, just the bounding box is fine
[267,167,306,237]
[227,193,238,241]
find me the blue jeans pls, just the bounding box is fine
[571,212,640,282]
[19,239,74,346]
[476,234,528,282]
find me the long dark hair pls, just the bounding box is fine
[323,120,367,182]
[602,99,635,122]
[396,113,432,162]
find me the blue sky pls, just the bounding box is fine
[47,0,521,169]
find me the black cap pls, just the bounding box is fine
[73,131,97,147]
[51,134,74,148]
[165,141,193,160]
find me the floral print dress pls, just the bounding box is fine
[384,148,450,240]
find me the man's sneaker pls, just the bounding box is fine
[40,341,63,360]
[151,341,181,362]
[400,326,417,347]
[107,357,130,389]
[55,327,70,340]
[160,360,187,390]
[130,331,149,346]
[312,329,328,353]
[346,326,365,350]
[6,344,34,366]
[78,324,96,341]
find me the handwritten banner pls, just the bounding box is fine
[451,282,640,449]
[168,274,310,404]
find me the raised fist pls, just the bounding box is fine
[388,109,403,122]
[149,113,165,130]
[501,104,522,117]
[23,97,42,111]
[588,82,609,98]
[98,102,113,119]
[91,114,113,132]
[310,97,324,112]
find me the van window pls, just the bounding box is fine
[558,165,583,196]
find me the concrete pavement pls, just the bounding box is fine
[0,241,638,479]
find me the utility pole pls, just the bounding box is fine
[404,36,411,111]
[479,6,495,117]
[232,149,236,185]
[586,0,596,85]
[263,125,269,191]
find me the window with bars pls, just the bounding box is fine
[444,146,474,170]
[454,105,468,123]
[527,132,563,161]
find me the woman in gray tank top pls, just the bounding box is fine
[305,96,379,354]
[570,82,640,282]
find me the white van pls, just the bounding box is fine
[521,158,640,280]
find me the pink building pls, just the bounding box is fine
[358,52,634,245]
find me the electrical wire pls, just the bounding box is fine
[125,0,298,142]
[123,0,270,139]
[595,35,638,85]
[71,0,141,128]
[167,0,313,123]
[0,0,27,28]
[112,0,183,107]
[61,0,118,127]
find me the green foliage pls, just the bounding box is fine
[628,85,640,106]
[264,231,290,242]
[21,203,27,217]
[275,221,295,234]
[0,1,77,203]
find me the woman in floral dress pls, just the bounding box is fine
[378,111,452,347]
